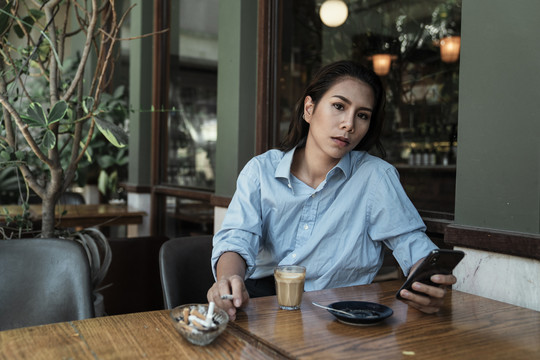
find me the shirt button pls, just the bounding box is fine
[288,183,292,189]
[304,224,309,230]
[311,193,316,198]
[292,253,297,258]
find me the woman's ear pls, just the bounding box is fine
[303,96,314,123]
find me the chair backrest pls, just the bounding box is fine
[0,238,95,331]
[58,191,86,205]
[159,235,215,309]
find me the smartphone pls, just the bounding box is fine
[395,249,465,300]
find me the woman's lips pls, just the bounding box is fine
[332,136,350,147]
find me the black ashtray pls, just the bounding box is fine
[327,301,393,326]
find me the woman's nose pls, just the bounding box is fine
[340,115,355,132]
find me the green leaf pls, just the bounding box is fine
[15,151,24,160]
[42,130,56,149]
[113,85,125,99]
[0,2,13,37]
[48,100,68,124]
[80,140,92,162]
[97,154,116,169]
[94,118,128,148]
[27,102,47,126]
[28,9,45,20]
[98,170,109,195]
[20,115,44,128]
[83,97,95,114]
[0,151,10,161]
[13,15,35,38]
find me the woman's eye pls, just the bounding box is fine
[333,103,344,111]
[357,113,370,120]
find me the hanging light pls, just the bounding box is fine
[319,0,348,27]
[439,36,461,63]
[369,54,397,76]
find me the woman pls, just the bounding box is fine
[207,60,456,320]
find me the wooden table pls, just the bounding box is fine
[1,280,539,359]
[233,280,540,359]
[1,204,146,228]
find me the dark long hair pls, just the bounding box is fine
[278,60,386,156]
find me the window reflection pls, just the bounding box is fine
[167,64,217,189]
[275,0,461,165]
[165,0,218,191]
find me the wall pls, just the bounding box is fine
[453,0,540,310]
[214,0,258,196]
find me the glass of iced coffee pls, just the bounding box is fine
[274,265,306,310]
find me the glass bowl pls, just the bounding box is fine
[170,303,229,346]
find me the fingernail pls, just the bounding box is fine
[234,299,241,307]
[412,282,422,290]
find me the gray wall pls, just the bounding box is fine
[455,0,540,233]
[214,0,258,196]
[127,0,153,186]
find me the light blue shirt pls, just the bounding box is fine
[212,147,437,291]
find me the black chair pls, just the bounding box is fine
[159,235,215,309]
[0,238,95,331]
[58,191,86,205]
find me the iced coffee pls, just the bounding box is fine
[274,265,306,310]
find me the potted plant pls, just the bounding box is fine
[0,1,135,314]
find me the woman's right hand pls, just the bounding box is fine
[207,274,250,321]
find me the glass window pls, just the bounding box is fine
[164,0,219,191]
[154,0,219,238]
[274,0,461,166]
[267,0,461,213]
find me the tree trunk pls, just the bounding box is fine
[40,197,56,238]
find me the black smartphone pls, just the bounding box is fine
[395,249,465,300]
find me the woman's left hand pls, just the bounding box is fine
[397,274,457,314]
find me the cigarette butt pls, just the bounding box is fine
[182,307,190,323]
[191,309,206,321]
[220,294,234,300]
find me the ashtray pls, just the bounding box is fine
[326,301,393,326]
[170,303,229,346]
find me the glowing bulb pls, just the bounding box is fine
[371,54,395,76]
[319,0,348,28]
[440,36,461,63]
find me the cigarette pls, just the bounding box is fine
[220,294,234,300]
[206,302,215,324]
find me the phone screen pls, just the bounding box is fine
[395,249,465,300]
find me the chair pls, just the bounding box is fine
[0,238,95,331]
[159,235,215,309]
[58,191,86,205]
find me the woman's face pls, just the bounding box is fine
[303,77,375,163]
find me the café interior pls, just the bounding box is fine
[0,0,539,358]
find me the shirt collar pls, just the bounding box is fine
[275,144,353,181]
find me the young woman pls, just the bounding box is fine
[207,60,456,320]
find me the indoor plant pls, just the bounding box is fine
[0,0,129,237]
[0,1,135,314]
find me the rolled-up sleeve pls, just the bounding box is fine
[211,159,264,279]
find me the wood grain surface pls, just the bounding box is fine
[1,280,538,359]
[1,204,146,228]
[233,280,540,359]
[0,311,287,359]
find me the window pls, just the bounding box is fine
[259,0,461,213]
[153,0,219,237]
